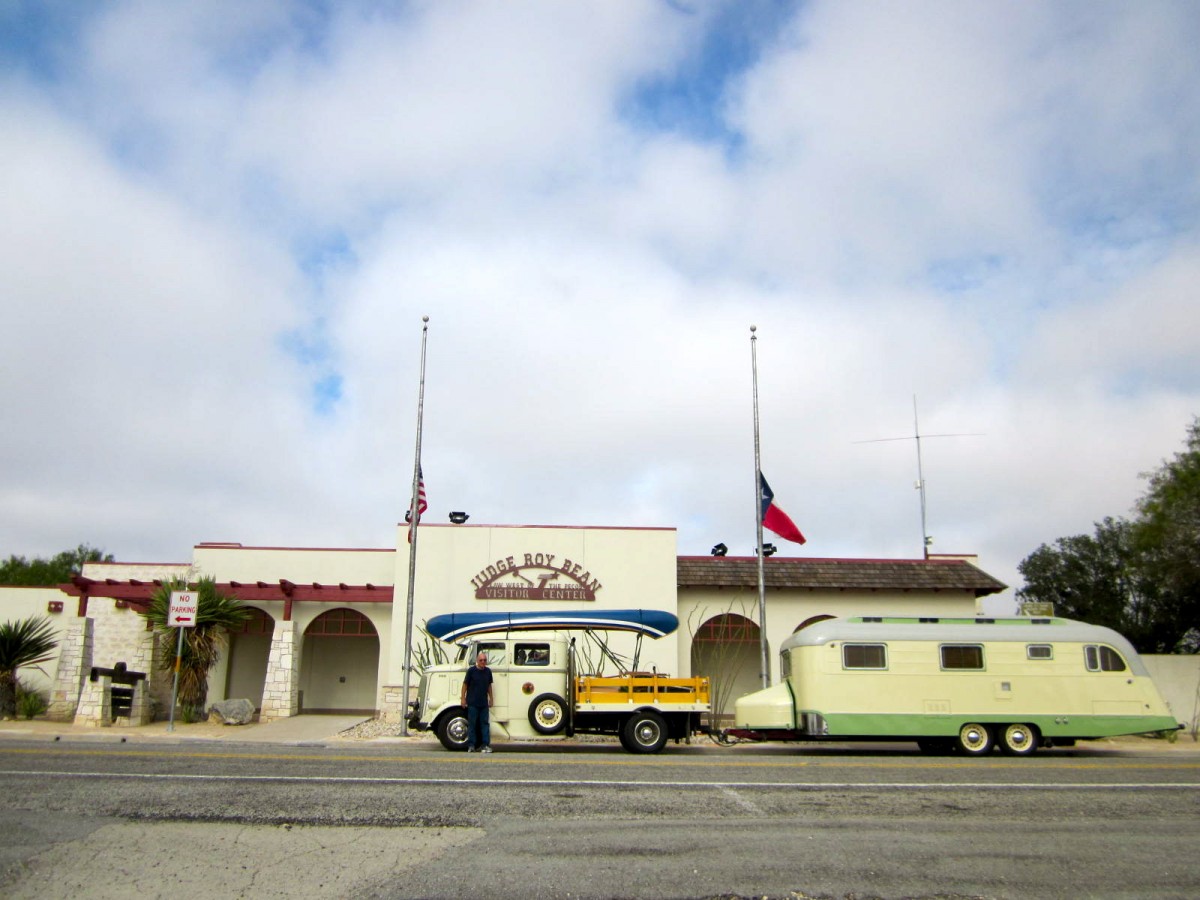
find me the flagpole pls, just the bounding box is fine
[750,325,770,689]
[400,315,429,736]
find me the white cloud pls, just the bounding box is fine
[1,1,1199,619]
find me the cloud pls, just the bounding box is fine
[2,1,1199,618]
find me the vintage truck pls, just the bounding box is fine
[407,609,710,753]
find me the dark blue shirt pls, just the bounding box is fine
[463,665,493,708]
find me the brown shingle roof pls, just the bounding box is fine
[677,556,1007,597]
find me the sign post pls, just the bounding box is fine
[167,590,198,733]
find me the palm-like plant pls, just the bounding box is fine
[0,616,58,717]
[143,577,251,718]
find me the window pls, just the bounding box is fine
[842,643,887,669]
[1085,645,1127,672]
[1026,644,1053,660]
[940,644,984,670]
[474,641,507,667]
[514,643,550,666]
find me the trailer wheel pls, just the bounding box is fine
[436,709,470,751]
[528,693,568,735]
[623,711,668,753]
[999,723,1039,756]
[956,722,993,756]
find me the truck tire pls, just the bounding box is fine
[528,693,568,735]
[436,709,470,751]
[622,711,668,753]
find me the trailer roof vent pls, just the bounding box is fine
[919,617,940,623]
[862,616,882,623]
[1030,618,1052,624]
[975,618,996,624]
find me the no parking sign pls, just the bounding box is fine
[168,591,198,627]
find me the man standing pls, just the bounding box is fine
[460,650,494,753]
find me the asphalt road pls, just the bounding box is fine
[1,737,1198,899]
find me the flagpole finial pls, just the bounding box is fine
[750,324,756,333]
[422,315,429,323]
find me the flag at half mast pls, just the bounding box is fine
[759,472,806,545]
[407,465,427,543]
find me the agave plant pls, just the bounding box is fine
[0,616,57,718]
[143,577,251,718]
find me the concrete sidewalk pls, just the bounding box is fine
[0,714,430,746]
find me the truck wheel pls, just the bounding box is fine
[528,693,568,735]
[999,723,1039,756]
[622,711,668,753]
[436,709,470,751]
[956,722,993,756]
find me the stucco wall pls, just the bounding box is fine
[0,587,74,695]
[1144,654,1200,733]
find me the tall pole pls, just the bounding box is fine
[913,396,930,559]
[750,325,770,689]
[400,316,430,736]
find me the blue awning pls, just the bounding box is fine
[424,608,679,642]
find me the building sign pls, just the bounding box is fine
[471,553,603,601]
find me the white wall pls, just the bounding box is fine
[1144,655,1200,733]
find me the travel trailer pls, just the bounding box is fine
[729,615,1180,755]
[408,609,710,753]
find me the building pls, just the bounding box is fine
[2,522,1007,725]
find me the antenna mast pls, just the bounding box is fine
[855,396,982,558]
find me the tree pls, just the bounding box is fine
[1017,417,1200,653]
[0,545,114,586]
[1134,417,1200,651]
[0,616,58,717]
[142,577,252,718]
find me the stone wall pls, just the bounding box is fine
[260,620,299,720]
[47,618,92,721]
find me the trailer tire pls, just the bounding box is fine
[956,722,993,756]
[528,693,568,735]
[436,709,470,751]
[999,723,1039,756]
[623,711,668,754]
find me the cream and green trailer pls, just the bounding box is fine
[730,615,1180,755]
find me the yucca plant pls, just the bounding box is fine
[142,577,251,718]
[0,616,57,718]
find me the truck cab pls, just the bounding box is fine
[410,635,574,750]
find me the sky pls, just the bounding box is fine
[2,1,1198,613]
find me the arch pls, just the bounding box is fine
[795,614,835,633]
[224,607,275,709]
[299,608,380,713]
[690,613,762,723]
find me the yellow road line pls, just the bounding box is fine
[0,744,1196,771]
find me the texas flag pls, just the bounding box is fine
[759,472,806,545]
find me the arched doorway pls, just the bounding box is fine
[690,613,761,724]
[300,608,380,714]
[225,607,275,709]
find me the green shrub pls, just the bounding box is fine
[16,685,48,720]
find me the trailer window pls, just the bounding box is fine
[514,643,550,666]
[1085,645,1127,672]
[1026,644,1053,660]
[842,643,887,669]
[940,644,984,670]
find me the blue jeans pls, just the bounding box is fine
[467,705,490,749]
